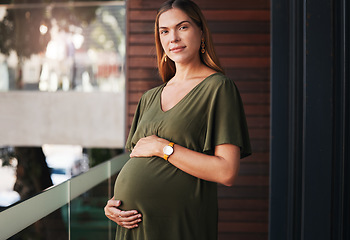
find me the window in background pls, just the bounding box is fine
[0,1,125,92]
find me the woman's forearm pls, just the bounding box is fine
[130,135,240,186]
[165,142,240,186]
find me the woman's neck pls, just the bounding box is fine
[173,61,211,82]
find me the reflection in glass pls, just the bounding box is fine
[0,1,125,92]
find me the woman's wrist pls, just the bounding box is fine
[155,137,171,158]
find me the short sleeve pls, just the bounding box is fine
[125,95,145,152]
[203,77,252,159]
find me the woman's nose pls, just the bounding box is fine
[170,31,180,43]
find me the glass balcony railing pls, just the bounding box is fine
[0,152,129,240]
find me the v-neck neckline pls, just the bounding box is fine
[159,72,220,113]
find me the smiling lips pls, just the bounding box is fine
[170,46,186,52]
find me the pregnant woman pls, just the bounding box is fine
[104,0,251,239]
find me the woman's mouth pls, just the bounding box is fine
[170,46,186,53]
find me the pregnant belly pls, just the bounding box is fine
[114,157,199,214]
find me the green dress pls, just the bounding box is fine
[114,72,251,240]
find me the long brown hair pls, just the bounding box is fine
[155,0,224,82]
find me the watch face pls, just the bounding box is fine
[163,145,174,155]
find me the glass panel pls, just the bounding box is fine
[0,1,125,92]
[8,204,69,240]
[0,180,70,239]
[70,173,119,240]
[1,154,126,239]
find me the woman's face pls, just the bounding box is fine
[158,8,202,65]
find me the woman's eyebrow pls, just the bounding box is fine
[159,20,191,29]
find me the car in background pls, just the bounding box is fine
[43,144,89,185]
[46,153,89,185]
[46,152,89,185]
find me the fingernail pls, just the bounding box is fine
[138,214,142,218]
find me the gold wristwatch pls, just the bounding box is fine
[163,142,174,161]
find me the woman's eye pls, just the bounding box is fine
[160,30,168,34]
[179,26,188,30]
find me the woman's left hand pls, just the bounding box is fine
[130,135,167,158]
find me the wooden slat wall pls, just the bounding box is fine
[126,0,270,239]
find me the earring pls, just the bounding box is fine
[164,55,167,62]
[201,39,205,54]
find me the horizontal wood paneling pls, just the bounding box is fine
[243,152,269,163]
[218,186,269,198]
[234,175,269,186]
[219,210,268,221]
[218,233,268,240]
[215,45,270,57]
[129,0,270,10]
[203,10,270,21]
[213,33,270,45]
[130,10,270,21]
[126,0,270,239]
[239,163,270,175]
[218,199,269,210]
[219,222,268,233]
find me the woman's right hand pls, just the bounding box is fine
[104,197,142,229]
